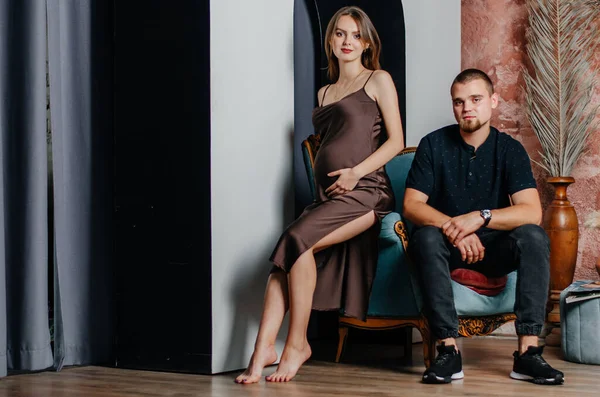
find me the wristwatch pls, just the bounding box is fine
[480,209,492,227]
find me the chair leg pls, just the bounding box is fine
[336,326,349,363]
[403,327,413,362]
[417,320,436,368]
[422,333,436,369]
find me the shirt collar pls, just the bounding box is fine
[453,125,497,154]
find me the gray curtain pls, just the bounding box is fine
[47,0,113,370]
[0,0,113,377]
[0,0,54,377]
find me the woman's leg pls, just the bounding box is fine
[266,210,377,382]
[235,270,289,384]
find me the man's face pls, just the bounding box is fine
[451,79,498,134]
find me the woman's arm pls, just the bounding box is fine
[326,70,405,197]
[353,70,405,177]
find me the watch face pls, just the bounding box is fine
[482,209,491,219]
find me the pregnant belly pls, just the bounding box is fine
[313,145,363,189]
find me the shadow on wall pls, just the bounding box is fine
[225,125,295,371]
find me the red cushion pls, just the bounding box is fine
[450,269,508,297]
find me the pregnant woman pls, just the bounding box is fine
[236,5,405,384]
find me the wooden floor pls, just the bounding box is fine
[1,337,599,396]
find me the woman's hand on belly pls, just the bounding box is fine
[325,168,361,197]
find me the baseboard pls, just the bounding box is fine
[116,352,212,374]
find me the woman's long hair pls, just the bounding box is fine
[323,6,381,82]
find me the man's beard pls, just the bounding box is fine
[459,118,482,133]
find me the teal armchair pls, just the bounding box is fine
[301,135,517,368]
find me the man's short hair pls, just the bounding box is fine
[451,68,494,95]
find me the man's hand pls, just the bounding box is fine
[455,234,485,264]
[442,211,484,245]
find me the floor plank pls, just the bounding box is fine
[1,337,599,396]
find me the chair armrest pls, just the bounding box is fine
[301,143,317,200]
[394,218,409,252]
[379,212,402,247]
[301,133,323,201]
[379,212,409,252]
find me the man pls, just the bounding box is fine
[403,68,564,385]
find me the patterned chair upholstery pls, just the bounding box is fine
[301,135,517,367]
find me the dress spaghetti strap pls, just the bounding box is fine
[320,84,332,107]
[363,71,375,88]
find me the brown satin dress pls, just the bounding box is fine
[270,72,394,320]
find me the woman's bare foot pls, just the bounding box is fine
[265,342,311,382]
[234,344,278,384]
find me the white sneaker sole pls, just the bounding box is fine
[423,370,464,384]
[510,371,564,385]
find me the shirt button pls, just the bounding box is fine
[469,172,473,176]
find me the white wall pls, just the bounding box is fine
[209,0,461,373]
[403,0,461,146]
[210,0,295,374]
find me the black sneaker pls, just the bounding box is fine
[422,343,464,384]
[510,346,564,385]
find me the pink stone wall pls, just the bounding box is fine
[462,0,600,280]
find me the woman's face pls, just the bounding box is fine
[331,15,366,63]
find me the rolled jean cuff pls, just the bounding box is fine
[515,323,543,336]
[435,329,459,340]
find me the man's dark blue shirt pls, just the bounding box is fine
[405,124,536,221]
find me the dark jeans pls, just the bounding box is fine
[408,224,550,340]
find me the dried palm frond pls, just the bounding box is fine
[523,0,600,176]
